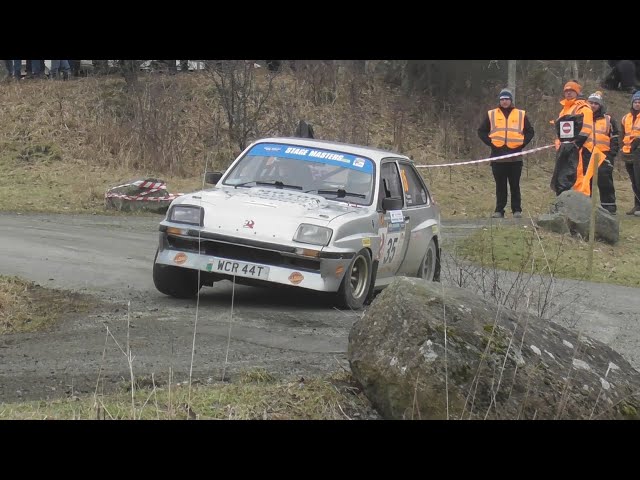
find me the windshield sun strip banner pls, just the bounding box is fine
[247,143,374,174]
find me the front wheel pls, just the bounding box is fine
[152,249,203,299]
[336,249,372,310]
[418,238,440,282]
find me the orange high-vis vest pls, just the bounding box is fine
[573,146,605,196]
[557,99,593,140]
[621,112,640,154]
[585,115,612,153]
[488,108,525,148]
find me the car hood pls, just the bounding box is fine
[176,187,363,243]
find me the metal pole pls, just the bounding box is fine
[587,151,600,279]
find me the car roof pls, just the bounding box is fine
[250,137,412,163]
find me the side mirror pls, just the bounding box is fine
[205,172,223,185]
[382,197,403,211]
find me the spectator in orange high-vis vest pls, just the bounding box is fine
[550,80,594,195]
[477,87,535,218]
[578,91,619,214]
[620,90,640,215]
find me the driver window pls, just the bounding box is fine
[380,162,403,206]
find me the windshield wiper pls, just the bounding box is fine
[307,188,366,199]
[231,180,302,190]
[232,180,258,188]
[256,180,302,190]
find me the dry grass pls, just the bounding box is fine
[0,369,377,420]
[0,275,98,334]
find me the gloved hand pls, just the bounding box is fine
[601,158,614,173]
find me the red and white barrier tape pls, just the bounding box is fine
[105,192,182,201]
[415,144,555,168]
[110,179,168,190]
[105,180,183,202]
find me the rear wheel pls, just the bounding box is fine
[419,238,439,282]
[336,249,372,310]
[152,249,203,299]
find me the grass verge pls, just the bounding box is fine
[0,369,377,420]
[455,217,640,287]
[0,275,98,334]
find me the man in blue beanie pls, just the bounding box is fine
[478,88,535,218]
[586,91,619,214]
[620,90,640,215]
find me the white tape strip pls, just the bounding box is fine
[415,144,555,168]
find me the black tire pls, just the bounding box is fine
[418,238,439,282]
[152,249,203,299]
[336,249,372,310]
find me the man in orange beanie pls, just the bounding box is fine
[550,80,594,195]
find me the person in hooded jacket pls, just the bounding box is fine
[477,87,535,218]
[620,90,640,216]
[585,91,619,214]
[550,80,594,195]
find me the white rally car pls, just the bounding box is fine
[153,137,441,309]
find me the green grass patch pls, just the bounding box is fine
[455,218,640,287]
[0,369,376,420]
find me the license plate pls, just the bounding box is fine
[206,258,270,280]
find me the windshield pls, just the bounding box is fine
[222,142,375,206]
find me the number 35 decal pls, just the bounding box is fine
[383,237,399,264]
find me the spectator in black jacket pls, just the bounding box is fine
[478,88,535,218]
[587,91,619,214]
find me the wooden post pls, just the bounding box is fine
[587,151,600,279]
[508,60,516,103]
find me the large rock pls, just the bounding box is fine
[537,213,570,235]
[348,277,640,420]
[537,190,619,244]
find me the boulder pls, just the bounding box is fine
[537,190,619,244]
[348,277,640,420]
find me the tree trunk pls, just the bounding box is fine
[507,60,516,103]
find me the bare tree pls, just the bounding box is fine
[508,60,516,103]
[564,60,579,80]
[206,60,278,151]
[119,60,142,86]
[293,60,339,106]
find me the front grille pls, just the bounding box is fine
[167,235,320,271]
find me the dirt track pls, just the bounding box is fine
[1,212,638,403]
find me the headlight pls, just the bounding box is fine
[169,205,203,225]
[293,224,332,246]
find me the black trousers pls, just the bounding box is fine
[596,163,617,212]
[491,161,522,213]
[625,161,640,208]
[582,150,617,212]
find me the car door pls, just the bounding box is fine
[396,161,438,276]
[375,160,411,280]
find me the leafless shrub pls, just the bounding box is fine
[293,60,339,107]
[205,60,278,152]
[439,222,582,322]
